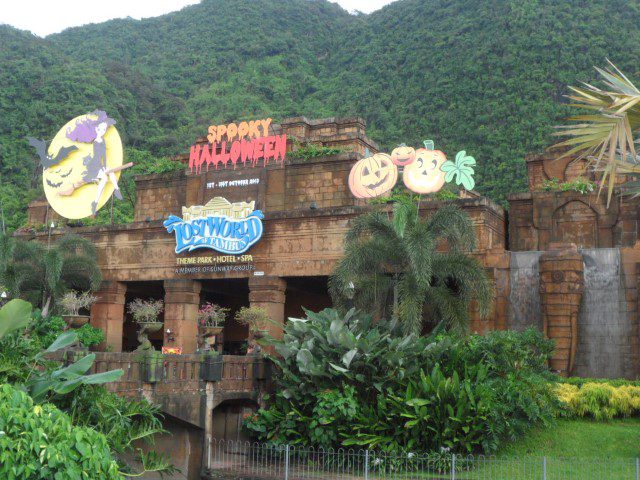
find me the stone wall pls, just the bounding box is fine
[508,191,640,251]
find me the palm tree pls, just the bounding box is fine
[0,233,102,314]
[329,198,493,335]
[554,61,640,206]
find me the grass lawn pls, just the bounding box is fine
[450,419,640,479]
[499,418,640,458]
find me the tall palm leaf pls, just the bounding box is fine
[554,61,640,206]
[329,199,493,335]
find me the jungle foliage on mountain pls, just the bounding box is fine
[1,0,639,229]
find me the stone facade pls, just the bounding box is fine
[20,116,640,378]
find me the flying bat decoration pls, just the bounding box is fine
[27,137,78,169]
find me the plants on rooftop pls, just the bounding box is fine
[539,177,595,194]
[329,198,493,335]
[290,141,345,161]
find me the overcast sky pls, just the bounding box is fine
[0,0,394,37]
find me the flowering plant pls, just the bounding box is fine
[196,303,229,328]
[127,298,163,324]
[59,291,97,316]
[234,306,271,334]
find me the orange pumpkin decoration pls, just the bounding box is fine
[348,153,398,198]
[402,140,447,194]
[390,144,416,166]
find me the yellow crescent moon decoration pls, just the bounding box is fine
[43,113,123,220]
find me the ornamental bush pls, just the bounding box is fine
[0,383,120,480]
[556,382,640,420]
[245,308,558,454]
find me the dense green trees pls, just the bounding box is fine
[2,0,640,230]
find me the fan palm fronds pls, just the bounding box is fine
[553,60,640,205]
[330,200,493,335]
[0,233,102,312]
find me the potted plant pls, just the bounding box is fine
[197,303,229,353]
[197,302,229,335]
[200,350,223,382]
[235,306,271,340]
[59,291,97,329]
[127,298,164,353]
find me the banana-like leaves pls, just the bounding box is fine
[0,299,32,340]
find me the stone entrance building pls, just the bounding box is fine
[23,116,640,376]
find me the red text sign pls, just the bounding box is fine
[189,118,286,174]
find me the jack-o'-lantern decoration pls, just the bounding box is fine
[348,152,398,198]
[390,144,416,166]
[402,140,447,194]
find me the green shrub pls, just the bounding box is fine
[29,313,104,348]
[0,383,120,479]
[246,308,558,454]
[453,328,555,378]
[556,382,640,420]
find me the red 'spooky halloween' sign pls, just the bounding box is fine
[189,118,287,174]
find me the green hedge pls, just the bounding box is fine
[0,384,120,479]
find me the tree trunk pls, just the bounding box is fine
[392,273,399,321]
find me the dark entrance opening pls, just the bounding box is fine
[212,399,259,444]
[284,276,332,319]
[200,278,249,355]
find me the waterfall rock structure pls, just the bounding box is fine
[539,244,584,376]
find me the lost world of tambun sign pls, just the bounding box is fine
[164,197,264,255]
[188,118,286,173]
[348,140,476,198]
[28,110,132,219]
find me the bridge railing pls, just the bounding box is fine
[48,350,270,394]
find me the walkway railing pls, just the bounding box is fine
[49,351,268,393]
[205,439,640,480]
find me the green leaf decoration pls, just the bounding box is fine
[441,150,476,190]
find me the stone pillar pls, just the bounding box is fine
[539,243,584,376]
[164,279,202,354]
[249,276,287,341]
[91,281,127,352]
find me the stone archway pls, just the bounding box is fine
[211,399,259,444]
[551,200,597,248]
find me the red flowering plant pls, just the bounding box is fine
[196,303,229,328]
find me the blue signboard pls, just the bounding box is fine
[164,197,264,255]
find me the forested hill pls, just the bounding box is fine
[2,0,640,229]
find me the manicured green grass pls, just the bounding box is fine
[451,419,640,479]
[390,420,640,479]
[498,418,640,459]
